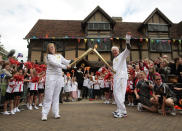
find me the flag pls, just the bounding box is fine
[17,53,23,58]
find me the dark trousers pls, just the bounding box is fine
[82,86,88,99]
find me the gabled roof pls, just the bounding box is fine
[25,19,85,39]
[113,22,145,38]
[143,8,173,25]
[81,6,115,27]
[170,21,182,39]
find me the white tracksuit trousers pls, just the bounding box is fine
[113,78,127,114]
[42,75,63,116]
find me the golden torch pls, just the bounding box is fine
[69,44,116,74]
[92,45,116,74]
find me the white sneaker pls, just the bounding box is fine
[55,114,61,119]
[137,103,143,112]
[38,103,43,107]
[104,100,108,104]
[106,100,110,104]
[128,103,131,106]
[34,106,39,110]
[3,111,10,115]
[170,108,176,116]
[112,101,116,105]
[29,105,33,110]
[10,110,15,115]
[131,103,134,107]
[114,113,127,118]
[112,111,118,115]
[13,108,17,113]
[16,107,20,112]
[42,114,47,121]
[27,103,29,109]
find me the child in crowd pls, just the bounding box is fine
[104,79,110,104]
[71,76,78,101]
[82,74,89,99]
[64,76,71,102]
[3,76,16,115]
[93,75,100,100]
[38,72,45,107]
[3,62,15,115]
[127,74,135,106]
[88,76,94,100]
[13,68,24,113]
[29,69,39,110]
[99,76,105,100]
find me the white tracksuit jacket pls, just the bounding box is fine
[42,54,71,116]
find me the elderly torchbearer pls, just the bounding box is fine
[112,33,131,118]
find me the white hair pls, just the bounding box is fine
[111,46,119,52]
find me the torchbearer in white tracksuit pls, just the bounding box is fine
[111,32,131,118]
[42,43,71,121]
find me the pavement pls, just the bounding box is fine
[0,100,182,131]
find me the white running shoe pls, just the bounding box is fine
[137,103,143,112]
[29,105,33,110]
[10,110,15,115]
[170,108,176,116]
[3,111,10,115]
[34,106,39,110]
[13,108,17,113]
[128,103,131,106]
[114,113,127,118]
[38,103,43,107]
[55,114,61,119]
[131,103,134,107]
[112,111,118,115]
[27,103,29,109]
[105,100,110,104]
[112,101,116,105]
[16,107,20,112]
[42,114,47,121]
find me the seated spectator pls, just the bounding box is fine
[151,74,177,116]
[134,72,157,112]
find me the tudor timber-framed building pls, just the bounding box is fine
[25,6,182,67]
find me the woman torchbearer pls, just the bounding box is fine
[42,43,71,121]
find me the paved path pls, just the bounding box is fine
[0,101,182,131]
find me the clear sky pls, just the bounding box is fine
[0,0,181,61]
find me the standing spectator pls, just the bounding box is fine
[158,59,170,82]
[88,76,94,100]
[38,72,45,107]
[29,69,39,110]
[75,67,84,101]
[71,77,78,102]
[13,69,24,113]
[82,74,89,99]
[64,76,71,102]
[127,74,135,106]
[93,75,100,100]
[103,79,110,104]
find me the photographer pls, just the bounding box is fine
[134,71,158,112]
